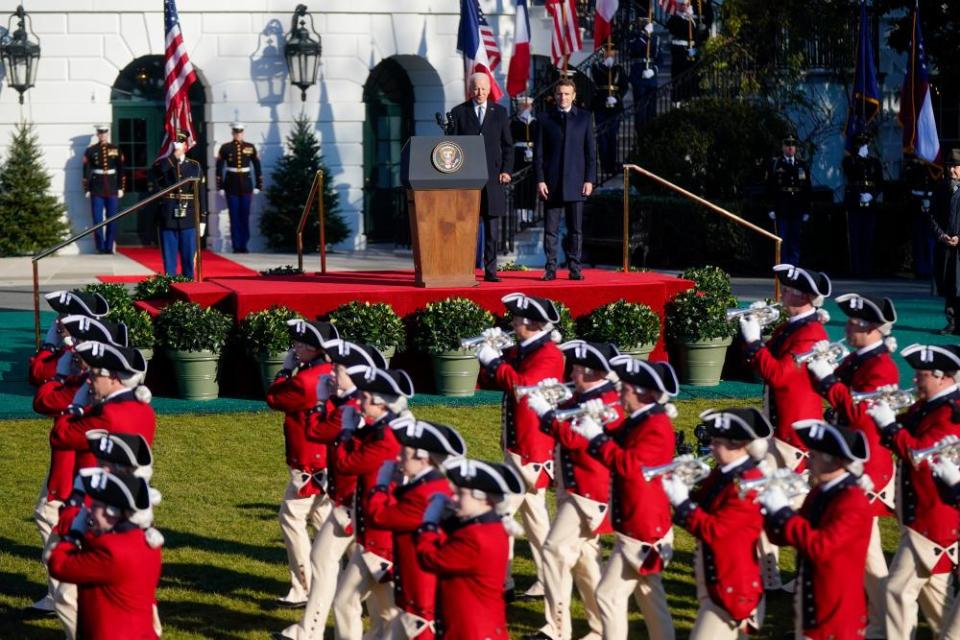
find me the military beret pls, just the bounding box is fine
[60,314,129,348]
[83,472,151,513]
[327,340,387,369]
[349,366,415,398]
[75,341,147,376]
[85,431,153,478]
[286,319,338,350]
[699,407,772,442]
[773,264,831,301]
[835,293,896,327]
[44,290,109,318]
[610,355,679,396]
[392,418,467,457]
[793,419,868,462]
[502,292,560,324]
[443,458,523,496]
[560,340,619,372]
[901,344,960,372]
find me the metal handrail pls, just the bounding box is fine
[622,164,782,299]
[295,169,326,274]
[32,176,202,347]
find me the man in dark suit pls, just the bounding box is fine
[534,79,597,281]
[450,73,514,282]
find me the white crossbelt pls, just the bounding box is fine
[91,169,116,175]
[514,142,533,148]
[671,39,691,46]
[226,167,250,173]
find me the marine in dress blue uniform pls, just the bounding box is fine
[151,132,202,278]
[82,125,126,254]
[215,122,262,253]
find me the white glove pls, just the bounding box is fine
[218,189,226,196]
[44,321,62,347]
[684,4,694,15]
[662,474,690,506]
[739,315,762,343]
[644,22,654,34]
[768,210,776,220]
[687,46,697,57]
[84,192,90,198]
[802,213,810,223]
[571,414,603,440]
[56,352,80,378]
[480,327,502,341]
[807,357,835,381]
[282,348,297,371]
[867,400,896,429]
[200,222,207,236]
[253,188,261,195]
[71,383,91,409]
[525,391,553,418]
[376,460,397,487]
[69,506,90,539]
[422,493,452,524]
[476,343,502,366]
[758,485,789,514]
[605,95,618,108]
[316,373,333,402]
[642,68,655,79]
[857,144,869,159]
[117,189,124,198]
[603,56,615,69]
[340,405,362,434]
[859,192,874,204]
[932,457,960,487]
[581,398,606,418]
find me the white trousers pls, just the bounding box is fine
[332,545,398,640]
[502,466,551,587]
[885,532,952,639]
[864,517,889,639]
[596,535,675,640]
[278,475,330,602]
[34,483,77,640]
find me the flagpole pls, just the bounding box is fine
[645,0,654,71]
[560,0,569,73]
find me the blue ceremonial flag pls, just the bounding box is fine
[844,1,881,152]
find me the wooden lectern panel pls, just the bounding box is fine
[408,189,481,288]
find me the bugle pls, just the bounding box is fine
[852,385,916,412]
[515,380,575,406]
[641,454,712,485]
[460,330,516,352]
[910,437,960,468]
[794,339,848,366]
[737,468,809,501]
[725,303,782,327]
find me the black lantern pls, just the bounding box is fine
[283,4,322,101]
[1,6,41,105]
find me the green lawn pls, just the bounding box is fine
[0,400,918,639]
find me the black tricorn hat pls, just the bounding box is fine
[443,458,523,495]
[349,366,415,398]
[327,340,387,369]
[286,319,339,350]
[85,431,153,472]
[83,472,151,512]
[773,264,831,303]
[44,290,109,318]
[502,292,561,324]
[699,407,772,441]
[560,340,619,372]
[610,355,679,396]
[60,314,129,348]
[901,343,960,372]
[835,293,896,328]
[793,419,868,462]
[75,341,147,375]
[392,418,467,457]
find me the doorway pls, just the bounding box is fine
[111,56,206,246]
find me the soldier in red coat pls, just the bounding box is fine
[331,366,411,639]
[49,472,162,640]
[806,293,899,637]
[924,440,960,638]
[868,343,960,638]
[29,290,109,387]
[740,263,831,589]
[760,421,873,640]
[275,341,385,640]
[663,407,770,639]
[265,319,339,607]
[568,356,679,640]
[524,340,624,640]
[368,419,465,638]
[477,292,565,599]
[416,457,523,639]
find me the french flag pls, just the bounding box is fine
[594,0,618,49]
[898,2,940,169]
[506,0,531,97]
[458,0,504,102]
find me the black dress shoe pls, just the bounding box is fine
[273,598,307,609]
[541,271,556,281]
[484,274,502,283]
[569,272,585,281]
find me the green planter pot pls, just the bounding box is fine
[379,345,397,368]
[671,336,733,387]
[168,349,221,400]
[256,352,288,394]
[431,350,480,397]
[619,343,656,361]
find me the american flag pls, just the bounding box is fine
[478,6,502,70]
[898,1,941,170]
[545,0,582,66]
[659,0,679,15]
[458,0,504,101]
[158,0,198,158]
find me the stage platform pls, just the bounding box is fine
[147,268,692,361]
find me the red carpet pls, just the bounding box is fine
[164,269,692,360]
[97,247,258,283]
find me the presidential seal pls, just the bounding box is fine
[431,141,465,174]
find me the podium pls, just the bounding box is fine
[401,136,488,288]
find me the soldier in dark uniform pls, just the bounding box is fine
[82,125,126,254]
[766,135,812,267]
[510,97,539,222]
[904,154,938,279]
[843,132,885,276]
[215,122,262,254]
[151,132,203,279]
[628,18,661,131]
[666,0,713,103]
[930,149,960,334]
[591,42,629,176]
